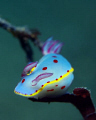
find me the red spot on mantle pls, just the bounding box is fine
[67,70,69,72]
[22,79,25,83]
[53,59,58,63]
[35,90,38,92]
[55,85,58,87]
[47,81,50,83]
[56,78,58,81]
[60,75,62,78]
[41,85,44,87]
[42,67,47,70]
[47,89,54,92]
[61,86,65,89]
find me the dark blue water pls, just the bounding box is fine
[0,0,96,120]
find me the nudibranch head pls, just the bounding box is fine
[14,53,74,99]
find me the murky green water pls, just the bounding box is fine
[0,0,96,120]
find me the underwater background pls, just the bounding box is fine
[0,0,96,120]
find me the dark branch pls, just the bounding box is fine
[28,88,96,120]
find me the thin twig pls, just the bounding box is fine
[0,17,42,50]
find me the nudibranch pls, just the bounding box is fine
[14,37,74,99]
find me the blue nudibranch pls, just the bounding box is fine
[14,37,74,99]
